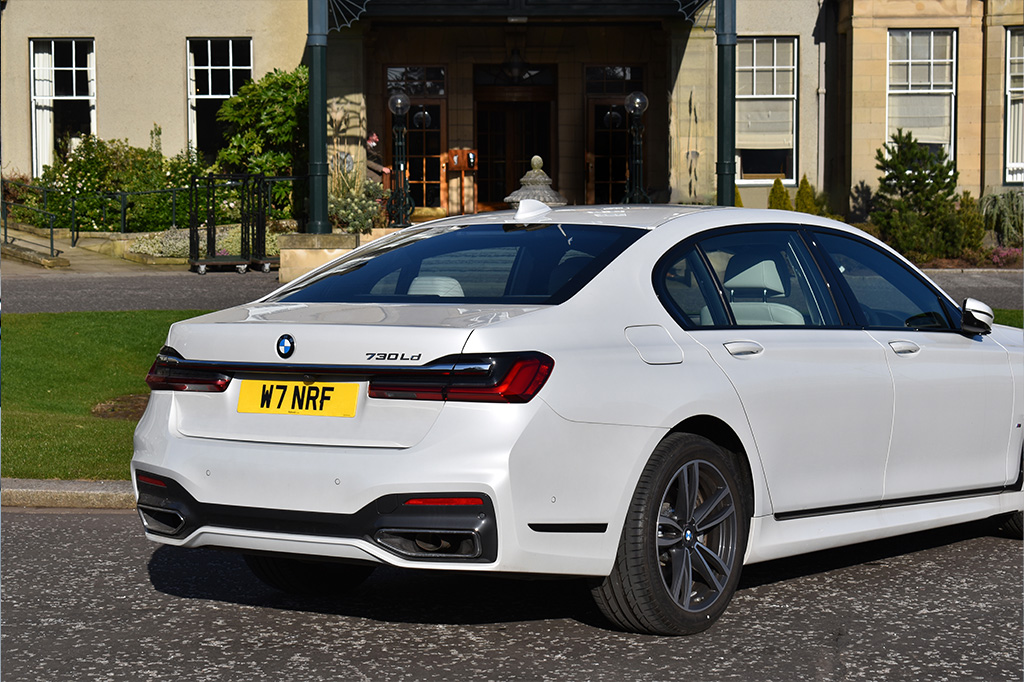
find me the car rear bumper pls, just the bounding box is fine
[135,471,498,563]
[132,392,665,576]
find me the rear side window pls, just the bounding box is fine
[658,228,837,328]
[271,223,645,305]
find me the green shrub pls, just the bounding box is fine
[870,129,971,260]
[217,66,309,217]
[327,163,389,234]
[980,190,1023,248]
[27,127,207,233]
[794,174,818,215]
[952,191,986,256]
[734,186,743,207]
[130,225,285,259]
[768,178,792,210]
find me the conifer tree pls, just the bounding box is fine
[795,174,818,215]
[768,177,792,210]
[871,129,958,259]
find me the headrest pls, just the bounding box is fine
[408,276,464,297]
[723,257,786,295]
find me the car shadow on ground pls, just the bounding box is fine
[146,518,1014,629]
[147,545,608,628]
[739,517,1014,588]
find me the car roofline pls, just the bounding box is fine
[422,204,728,230]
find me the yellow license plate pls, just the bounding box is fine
[237,380,359,417]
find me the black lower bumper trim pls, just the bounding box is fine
[529,523,608,533]
[135,471,497,563]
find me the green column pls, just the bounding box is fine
[307,0,330,233]
[716,0,736,207]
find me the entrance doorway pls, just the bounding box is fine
[474,62,557,210]
[587,102,629,204]
[476,102,552,209]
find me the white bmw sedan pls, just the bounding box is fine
[132,202,1023,635]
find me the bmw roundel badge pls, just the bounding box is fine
[276,334,295,359]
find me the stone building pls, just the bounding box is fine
[1,0,1020,220]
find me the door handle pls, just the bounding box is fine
[888,340,920,355]
[723,341,764,357]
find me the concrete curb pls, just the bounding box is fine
[1,478,135,509]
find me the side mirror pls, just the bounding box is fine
[961,298,994,335]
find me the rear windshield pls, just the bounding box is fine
[270,223,645,305]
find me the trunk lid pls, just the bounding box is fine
[164,302,542,448]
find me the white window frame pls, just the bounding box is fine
[30,38,96,178]
[1007,27,1023,184]
[886,29,957,158]
[186,37,252,151]
[735,36,798,185]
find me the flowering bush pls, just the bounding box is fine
[327,163,389,234]
[990,246,1023,268]
[26,126,208,233]
[130,226,283,259]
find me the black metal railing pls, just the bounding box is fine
[1,179,62,256]
[2,198,61,257]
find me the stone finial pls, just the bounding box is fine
[503,156,567,208]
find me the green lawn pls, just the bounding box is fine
[2,310,205,480]
[994,308,1023,328]
[1,308,1022,481]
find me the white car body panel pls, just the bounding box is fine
[132,205,1024,584]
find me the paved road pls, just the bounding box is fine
[1,268,283,314]
[923,269,1023,311]
[2,509,1020,682]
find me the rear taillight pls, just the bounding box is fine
[145,352,232,393]
[368,352,553,404]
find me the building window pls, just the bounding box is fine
[736,37,797,182]
[30,38,96,178]
[887,29,956,157]
[1007,28,1023,184]
[585,66,644,95]
[187,38,252,163]
[585,66,645,203]
[387,67,447,211]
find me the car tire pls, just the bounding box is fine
[592,433,750,635]
[244,554,375,597]
[1003,511,1024,539]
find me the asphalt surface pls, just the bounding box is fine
[2,509,1021,682]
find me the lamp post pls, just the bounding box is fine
[306,0,329,233]
[623,91,650,204]
[386,92,413,228]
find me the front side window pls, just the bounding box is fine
[272,223,645,305]
[31,38,96,178]
[1007,28,1023,184]
[815,232,953,330]
[736,37,797,182]
[887,29,956,157]
[187,38,252,163]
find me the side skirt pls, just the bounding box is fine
[744,489,1024,565]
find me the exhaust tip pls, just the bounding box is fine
[137,504,185,536]
[375,528,481,560]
